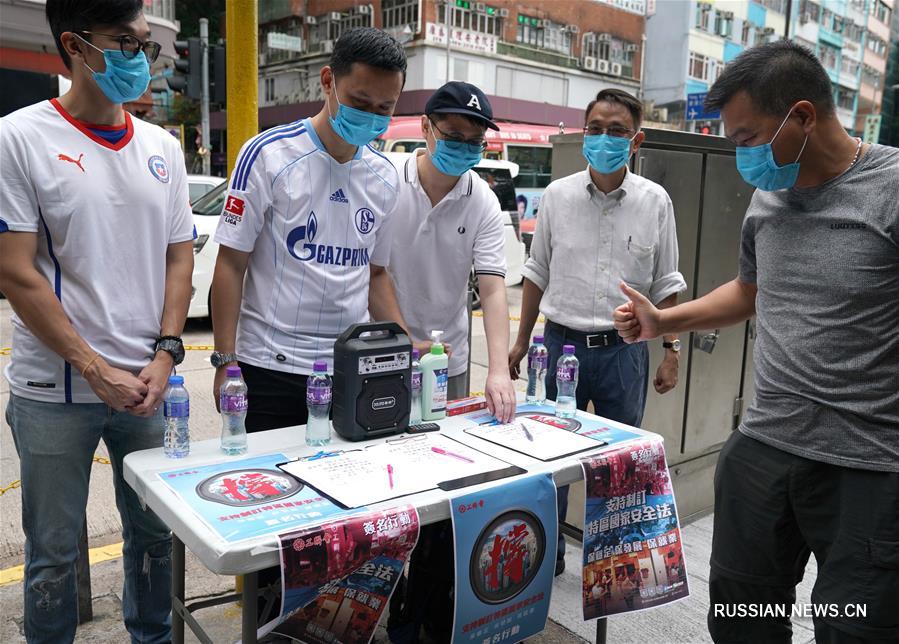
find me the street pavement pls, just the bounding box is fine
[0,289,819,643]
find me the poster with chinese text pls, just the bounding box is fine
[264,505,420,643]
[158,454,345,543]
[580,439,689,620]
[450,474,556,644]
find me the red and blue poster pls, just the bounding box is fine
[450,473,556,644]
[157,453,346,543]
[580,439,689,620]
[263,505,420,643]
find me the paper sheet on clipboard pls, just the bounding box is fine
[463,417,602,461]
[278,433,517,508]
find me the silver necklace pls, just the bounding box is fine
[846,137,863,172]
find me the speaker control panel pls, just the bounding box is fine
[358,351,410,375]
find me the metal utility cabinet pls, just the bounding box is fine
[550,129,756,520]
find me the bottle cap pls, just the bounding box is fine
[168,375,184,385]
[225,366,241,378]
[430,343,445,355]
[412,348,420,360]
[313,360,328,373]
[562,345,576,355]
[533,335,544,344]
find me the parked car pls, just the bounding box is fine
[186,156,527,318]
[187,174,225,204]
[188,184,228,318]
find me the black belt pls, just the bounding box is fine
[546,321,623,349]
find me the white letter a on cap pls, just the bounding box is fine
[467,94,482,111]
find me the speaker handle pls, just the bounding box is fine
[337,321,408,344]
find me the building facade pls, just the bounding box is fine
[644,0,895,136]
[250,0,650,129]
[877,4,899,144]
[0,0,180,118]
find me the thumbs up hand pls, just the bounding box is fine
[613,282,663,343]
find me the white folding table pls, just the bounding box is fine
[124,410,658,644]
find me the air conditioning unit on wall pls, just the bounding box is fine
[583,56,597,71]
[610,62,622,76]
[597,59,610,73]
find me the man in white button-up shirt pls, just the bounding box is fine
[509,88,687,574]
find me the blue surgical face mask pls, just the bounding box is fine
[328,87,391,147]
[78,34,150,104]
[582,133,635,174]
[735,108,808,191]
[429,137,483,176]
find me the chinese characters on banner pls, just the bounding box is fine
[157,454,345,543]
[450,474,557,644]
[263,505,420,644]
[580,439,689,620]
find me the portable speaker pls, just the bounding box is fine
[332,322,412,441]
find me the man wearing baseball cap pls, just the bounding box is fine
[388,81,516,423]
[386,82,516,642]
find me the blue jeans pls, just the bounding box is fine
[6,394,172,644]
[544,324,649,561]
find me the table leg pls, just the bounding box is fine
[595,617,607,644]
[172,535,185,644]
[242,571,258,644]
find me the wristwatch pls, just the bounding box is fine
[154,336,185,365]
[210,351,239,369]
[662,339,681,353]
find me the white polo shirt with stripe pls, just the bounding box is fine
[0,99,195,403]
[215,118,398,375]
[387,150,506,376]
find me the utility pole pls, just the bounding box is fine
[200,17,211,176]
[784,0,793,39]
[445,0,453,82]
[226,0,258,175]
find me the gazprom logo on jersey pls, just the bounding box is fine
[286,211,371,267]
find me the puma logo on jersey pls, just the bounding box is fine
[58,153,85,172]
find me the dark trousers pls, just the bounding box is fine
[708,430,899,643]
[544,322,649,560]
[239,361,309,433]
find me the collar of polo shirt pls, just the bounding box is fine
[405,149,474,199]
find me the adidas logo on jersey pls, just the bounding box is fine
[329,189,349,203]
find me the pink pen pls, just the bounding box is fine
[387,464,395,489]
[431,446,475,463]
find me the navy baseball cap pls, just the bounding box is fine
[425,81,499,130]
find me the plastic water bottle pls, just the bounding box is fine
[555,345,579,419]
[220,366,248,455]
[306,360,332,447]
[410,348,423,425]
[163,375,190,458]
[526,335,549,404]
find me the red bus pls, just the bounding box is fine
[372,117,561,234]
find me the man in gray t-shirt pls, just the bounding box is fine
[614,41,898,643]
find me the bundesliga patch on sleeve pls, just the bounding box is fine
[223,195,245,225]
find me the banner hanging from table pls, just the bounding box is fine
[261,505,420,643]
[450,473,556,644]
[580,439,689,620]
[157,453,345,543]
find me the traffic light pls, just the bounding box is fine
[211,44,226,106]
[168,37,202,99]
